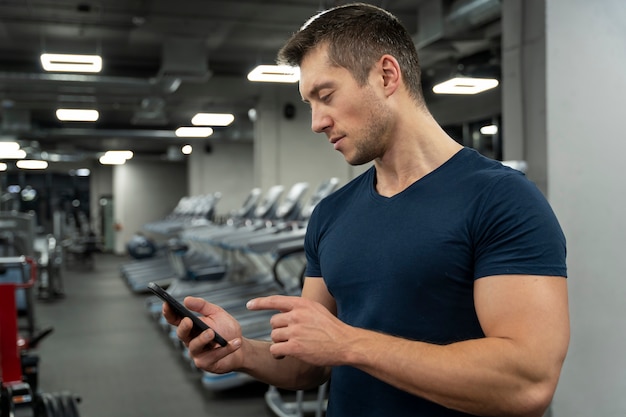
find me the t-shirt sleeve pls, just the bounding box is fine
[472,173,567,279]
[304,204,323,278]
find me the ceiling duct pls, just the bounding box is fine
[131,97,168,126]
[157,37,212,84]
[446,0,501,28]
[415,0,501,49]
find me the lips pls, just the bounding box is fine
[330,135,345,150]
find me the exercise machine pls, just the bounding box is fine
[0,256,81,417]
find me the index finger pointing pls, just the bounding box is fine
[246,295,299,312]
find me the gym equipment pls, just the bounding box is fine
[0,212,37,337]
[120,193,227,293]
[34,235,65,300]
[61,211,100,271]
[126,233,158,260]
[0,256,81,417]
[265,383,328,417]
[142,193,222,235]
[134,179,339,415]
[123,185,287,294]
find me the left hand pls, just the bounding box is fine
[247,295,350,366]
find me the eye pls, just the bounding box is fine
[320,92,332,103]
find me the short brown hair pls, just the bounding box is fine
[277,2,425,104]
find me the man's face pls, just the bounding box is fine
[299,46,392,166]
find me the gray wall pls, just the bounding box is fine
[188,141,255,217]
[112,160,187,254]
[547,0,626,415]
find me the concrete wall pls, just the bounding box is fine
[502,0,548,193]
[187,141,255,217]
[112,159,187,254]
[546,0,626,415]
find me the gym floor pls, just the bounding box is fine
[33,252,275,417]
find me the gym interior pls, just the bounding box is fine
[1,1,624,416]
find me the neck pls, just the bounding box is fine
[373,108,462,197]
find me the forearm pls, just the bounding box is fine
[236,338,330,390]
[343,328,563,417]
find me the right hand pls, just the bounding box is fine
[163,296,244,374]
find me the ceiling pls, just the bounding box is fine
[0,0,502,165]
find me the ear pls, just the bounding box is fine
[379,54,401,97]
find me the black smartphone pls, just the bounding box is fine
[148,282,228,347]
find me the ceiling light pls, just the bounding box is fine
[99,150,133,165]
[0,141,20,152]
[191,113,235,126]
[175,127,213,137]
[41,53,102,73]
[432,77,499,95]
[56,108,99,122]
[104,150,133,160]
[247,65,300,83]
[16,160,48,170]
[75,168,91,176]
[99,155,126,165]
[0,149,27,159]
[480,125,498,135]
[0,162,7,171]
[181,145,193,155]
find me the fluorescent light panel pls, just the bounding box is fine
[56,109,99,122]
[0,149,27,159]
[480,125,498,135]
[175,127,213,137]
[99,150,133,165]
[191,113,235,126]
[41,53,102,73]
[104,150,133,160]
[247,65,300,83]
[99,155,125,165]
[16,160,48,170]
[432,77,499,95]
[0,142,20,152]
[0,142,25,159]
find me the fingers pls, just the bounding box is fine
[175,316,196,345]
[246,295,300,312]
[182,296,210,313]
[161,296,206,325]
[162,302,181,325]
[177,316,238,350]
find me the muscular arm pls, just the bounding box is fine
[255,274,569,417]
[337,275,569,417]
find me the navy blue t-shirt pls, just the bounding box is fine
[304,147,567,417]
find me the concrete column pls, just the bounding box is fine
[502,0,548,193]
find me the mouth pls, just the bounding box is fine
[329,135,345,150]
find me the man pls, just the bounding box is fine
[164,3,569,417]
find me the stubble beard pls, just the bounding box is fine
[346,97,393,166]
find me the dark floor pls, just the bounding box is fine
[32,252,274,417]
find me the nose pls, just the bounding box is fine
[311,105,331,133]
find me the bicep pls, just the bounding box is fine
[474,275,570,372]
[301,276,337,316]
